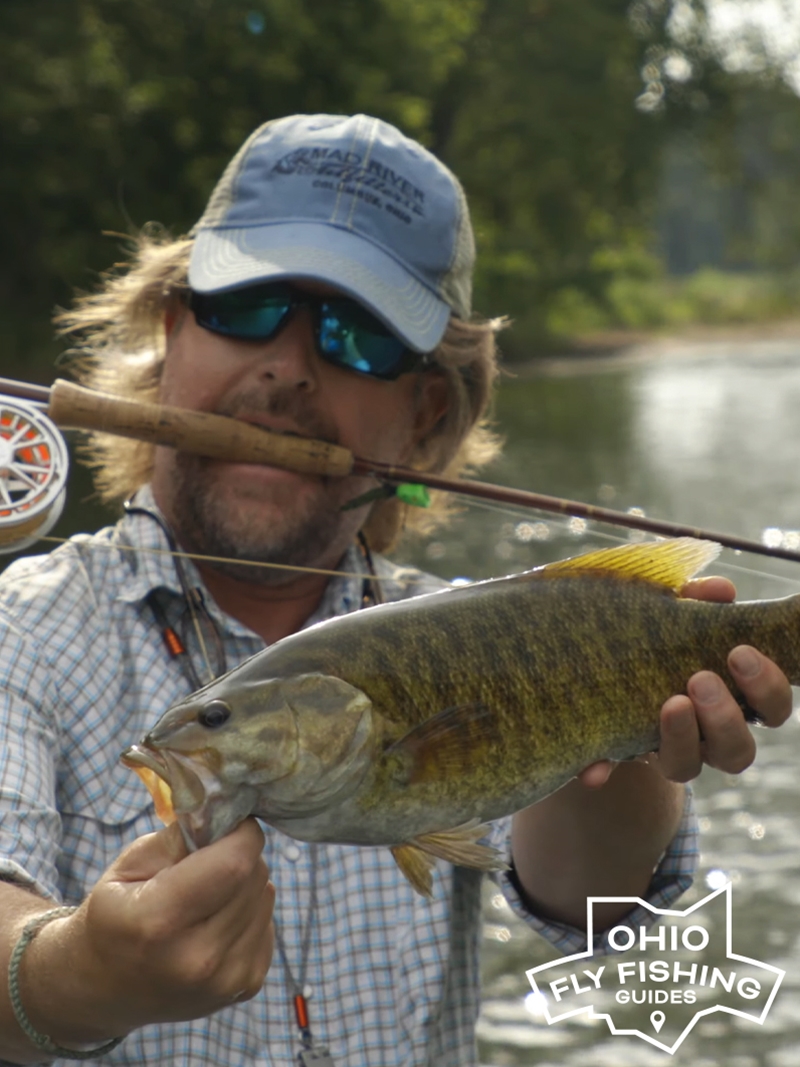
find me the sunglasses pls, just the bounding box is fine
[188,283,432,381]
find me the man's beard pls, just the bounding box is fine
[165,390,356,585]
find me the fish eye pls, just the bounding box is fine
[197,700,231,729]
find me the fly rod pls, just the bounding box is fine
[2,375,798,566]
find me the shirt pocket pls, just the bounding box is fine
[57,762,161,901]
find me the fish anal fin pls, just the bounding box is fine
[390,843,436,897]
[541,537,721,592]
[414,820,509,874]
[385,704,496,787]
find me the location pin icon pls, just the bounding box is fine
[650,1010,666,1033]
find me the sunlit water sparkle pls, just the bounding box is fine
[404,338,800,1066]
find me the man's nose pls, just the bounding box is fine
[253,306,319,390]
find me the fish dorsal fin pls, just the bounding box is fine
[540,537,721,591]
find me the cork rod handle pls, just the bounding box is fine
[47,379,354,478]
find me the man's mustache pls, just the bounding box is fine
[216,388,341,448]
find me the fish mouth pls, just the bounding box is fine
[121,743,168,778]
[121,744,178,827]
[121,743,222,849]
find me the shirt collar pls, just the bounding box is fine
[303,542,369,628]
[112,485,374,635]
[112,485,186,603]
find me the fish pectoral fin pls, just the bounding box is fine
[414,820,509,874]
[390,843,437,897]
[385,704,496,786]
[540,537,721,592]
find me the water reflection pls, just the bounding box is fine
[406,338,800,1067]
[406,339,800,601]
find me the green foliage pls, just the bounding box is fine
[0,0,478,368]
[3,0,800,374]
[545,268,800,338]
[438,0,665,352]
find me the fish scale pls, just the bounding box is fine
[122,538,800,895]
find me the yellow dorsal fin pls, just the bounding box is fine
[541,537,721,591]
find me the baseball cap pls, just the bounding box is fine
[189,114,474,353]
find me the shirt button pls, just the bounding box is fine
[284,844,301,862]
[303,984,314,999]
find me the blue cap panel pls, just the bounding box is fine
[190,113,473,351]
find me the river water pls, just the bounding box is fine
[4,337,800,1065]
[401,338,800,1067]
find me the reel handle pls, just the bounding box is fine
[48,380,354,477]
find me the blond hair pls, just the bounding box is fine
[57,229,504,553]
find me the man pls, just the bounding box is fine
[0,114,791,1066]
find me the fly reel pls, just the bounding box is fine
[0,397,69,555]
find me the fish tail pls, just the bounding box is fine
[723,592,800,719]
[763,592,800,688]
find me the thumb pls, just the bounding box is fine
[107,822,190,884]
[577,760,616,789]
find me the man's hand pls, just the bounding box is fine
[578,576,794,789]
[20,819,274,1050]
[512,574,795,930]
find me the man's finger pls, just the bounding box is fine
[655,695,703,782]
[680,576,735,603]
[136,819,267,929]
[577,760,615,789]
[728,645,793,728]
[162,875,276,1008]
[189,853,272,950]
[109,822,189,883]
[203,883,277,1004]
[688,671,755,774]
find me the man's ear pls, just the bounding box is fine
[412,370,449,444]
[164,296,186,340]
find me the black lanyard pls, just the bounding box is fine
[125,499,383,1064]
[124,501,227,687]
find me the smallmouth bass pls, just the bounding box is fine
[122,538,799,895]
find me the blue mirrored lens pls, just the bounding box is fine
[318,301,408,377]
[191,286,416,379]
[192,287,292,339]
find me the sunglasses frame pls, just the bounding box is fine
[186,284,433,381]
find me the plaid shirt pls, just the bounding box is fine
[0,488,697,1066]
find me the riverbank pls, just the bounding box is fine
[511,314,800,377]
[500,267,800,370]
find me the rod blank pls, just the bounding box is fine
[0,374,796,567]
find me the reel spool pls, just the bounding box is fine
[0,397,69,555]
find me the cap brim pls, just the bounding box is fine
[189,223,451,353]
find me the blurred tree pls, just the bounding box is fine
[433,0,667,351]
[0,0,479,370]
[624,0,800,276]
[2,0,800,371]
